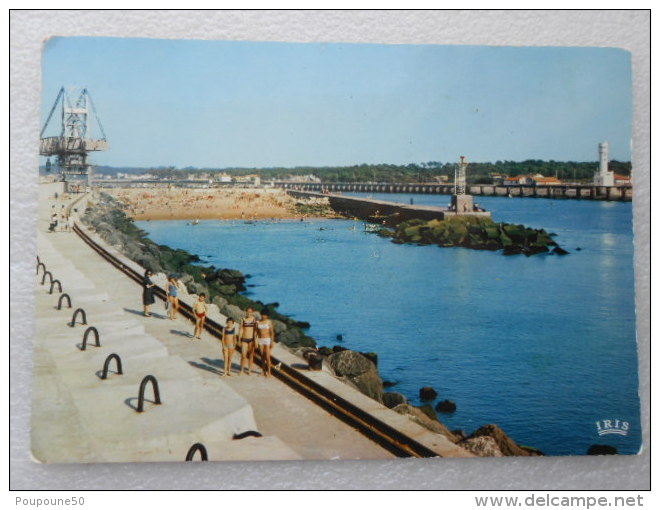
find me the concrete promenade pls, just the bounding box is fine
[32,183,472,462]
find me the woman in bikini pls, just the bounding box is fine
[238,307,257,375]
[222,318,237,376]
[256,309,275,377]
[166,275,181,320]
[192,293,208,339]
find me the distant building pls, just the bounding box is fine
[614,173,632,185]
[504,174,562,186]
[594,141,615,187]
[215,173,232,183]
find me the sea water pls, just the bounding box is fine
[136,194,640,456]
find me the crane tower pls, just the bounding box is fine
[40,87,109,186]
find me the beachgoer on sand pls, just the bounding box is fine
[222,318,237,376]
[193,293,208,339]
[142,270,156,317]
[238,307,257,375]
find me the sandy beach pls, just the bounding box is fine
[106,187,332,221]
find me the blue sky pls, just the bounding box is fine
[40,37,632,168]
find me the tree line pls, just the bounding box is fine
[87,160,631,184]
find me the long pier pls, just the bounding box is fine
[34,182,472,462]
[277,181,633,201]
[290,190,490,223]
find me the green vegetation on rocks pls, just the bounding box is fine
[82,193,316,348]
[377,217,567,256]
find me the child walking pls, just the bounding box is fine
[192,293,208,339]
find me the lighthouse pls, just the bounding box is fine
[594,141,614,187]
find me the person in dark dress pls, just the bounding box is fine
[142,270,156,317]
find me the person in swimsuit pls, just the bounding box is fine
[166,275,181,320]
[221,318,237,376]
[192,293,208,339]
[256,309,275,377]
[238,307,257,375]
[142,270,156,317]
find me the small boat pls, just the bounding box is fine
[192,219,200,225]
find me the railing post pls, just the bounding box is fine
[41,271,53,286]
[49,279,62,294]
[137,375,161,412]
[69,308,87,327]
[81,326,100,350]
[185,443,208,461]
[57,293,72,310]
[101,353,123,379]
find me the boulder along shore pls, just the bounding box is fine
[82,191,543,456]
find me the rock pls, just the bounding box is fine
[326,350,384,403]
[332,345,348,353]
[222,304,246,322]
[418,403,438,422]
[459,436,504,457]
[392,404,458,443]
[271,319,288,334]
[317,346,333,357]
[211,295,228,309]
[467,424,542,456]
[383,392,407,409]
[587,444,618,455]
[452,429,468,441]
[186,280,209,297]
[336,334,343,341]
[360,351,378,367]
[382,380,398,388]
[419,386,438,401]
[553,246,570,255]
[436,400,457,413]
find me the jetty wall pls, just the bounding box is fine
[288,190,491,223]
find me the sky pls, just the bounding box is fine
[40,37,633,169]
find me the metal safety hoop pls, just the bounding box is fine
[41,271,53,286]
[69,308,87,327]
[81,326,100,350]
[185,443,208,462]
[137,375,161,413]
[36,262,46,275]
[57,293,72,310]
[233,430,263,440]
[101,353,122,379]
[49,279,62,294]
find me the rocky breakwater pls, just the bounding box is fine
[80,192,316,348]
[296,345,543,457]
[377,216,568,256]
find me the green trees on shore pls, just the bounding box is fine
[89,159,632,184]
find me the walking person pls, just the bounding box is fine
[66,214,74,233]
[166,275,181,320]
[256,309,275,377]
[238,307,257,375]
[222,318,237,376]
[192,293,208,339]
[142,270,156,317]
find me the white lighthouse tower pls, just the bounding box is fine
[594,141,614,187]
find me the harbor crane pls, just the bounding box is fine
[40,87,109,186]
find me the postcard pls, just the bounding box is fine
[32,36,641,464]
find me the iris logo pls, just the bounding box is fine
[595,419,629,436]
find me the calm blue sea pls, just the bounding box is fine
[136,193,641,456]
